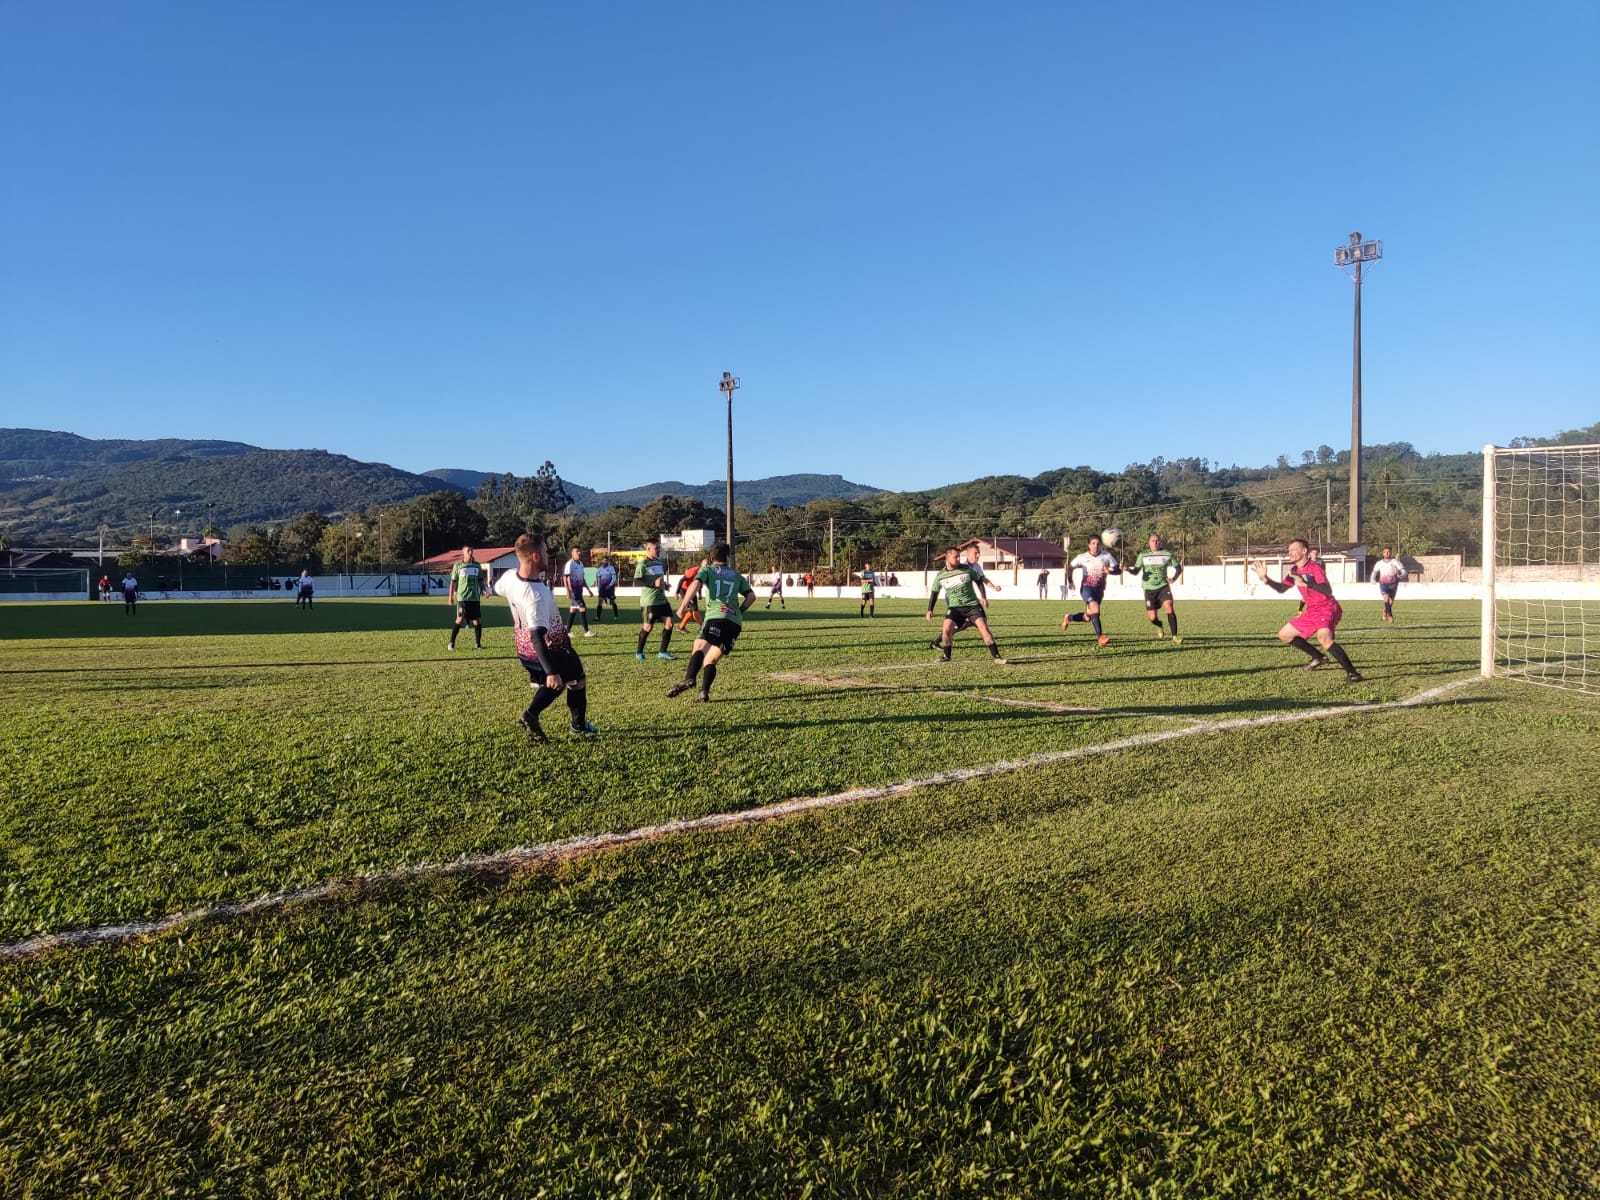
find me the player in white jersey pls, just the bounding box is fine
[1061,534,1120,645]
[1370,546,1407,624]
[962,545,1001,608]
[500,532,596,741]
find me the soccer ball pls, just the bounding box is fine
[1101,527,1123,549]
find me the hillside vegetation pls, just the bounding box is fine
[4,421,1594,573]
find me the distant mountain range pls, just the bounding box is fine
[0,429,881,542]
[422,468,877,513]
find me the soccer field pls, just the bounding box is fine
[3,597,1598,1196]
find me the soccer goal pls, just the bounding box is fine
[0,568,91,598]
[1481,443,1600,693]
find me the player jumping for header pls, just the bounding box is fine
[1062,533,1120,645]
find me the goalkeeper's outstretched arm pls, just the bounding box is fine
[1253,560,1292,594]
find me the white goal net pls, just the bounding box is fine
[0,568,91,598]
[1482,443,1600,693]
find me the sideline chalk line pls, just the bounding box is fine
[1,677,1480,961]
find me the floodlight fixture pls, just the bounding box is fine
[1334,231,1382,545]
[720,372,740,565]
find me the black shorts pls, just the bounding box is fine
[1143,586,1174,609]
[944,604,985,632]
[456,600,481,621]
[643,602,674,625]
[521,645,585,687]
[700,618,742,652]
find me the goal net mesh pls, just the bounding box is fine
[1488,444,1600,693]
[0,568,91,596]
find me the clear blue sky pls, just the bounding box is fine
[2,1,1595,495]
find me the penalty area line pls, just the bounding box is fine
[0,677,1481,961]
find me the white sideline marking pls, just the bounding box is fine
[929,690,1102,714]
[0,677,1479,960]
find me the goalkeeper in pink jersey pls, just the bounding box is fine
[1254,538,1363,683]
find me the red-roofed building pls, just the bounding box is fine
[957,536,1069,574]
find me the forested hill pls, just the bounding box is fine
[0,429,880,541]
[0,430,453,541]
[4,422,1592,555]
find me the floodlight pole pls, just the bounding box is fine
[1335,231,1381,547]
[720,372,739,567]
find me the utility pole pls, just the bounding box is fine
[720,372,739,566]
[828,517,835,569]
[1335,232,1382,545]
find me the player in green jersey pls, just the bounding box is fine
[666,542,755,702]
[1130,533,1183,643]
[634,539,677,661]
[859,561,877,617]
[447,545,491,651]
[926,547,1006,663]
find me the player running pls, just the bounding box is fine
[667,543,755,702]
[501,532,598,741]
[675,558,706,633]
[927,547,1005,663]
[1254,538,1364,683]
[1062,533,1120,645]
[1130,533,1183,644]
[634,539,677,661]
[1371,546,1407,624]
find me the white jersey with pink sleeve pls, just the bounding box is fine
[500,572,572,662]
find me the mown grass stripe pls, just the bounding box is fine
[0,676,1479,961]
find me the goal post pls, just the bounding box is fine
[0,568,92,598]
[1482,442,1600,693]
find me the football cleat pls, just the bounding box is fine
[1304,657,1328,670]
[635,652,646,661]
[517,715,547,744]
[694,691,710,702]
[570,720,598,737]
[1096,635,1111,646]
[657,652,675,660]
[666,681,694,698]
[1344,671,1364,683]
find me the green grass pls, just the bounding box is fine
[2,597,1598,1197]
